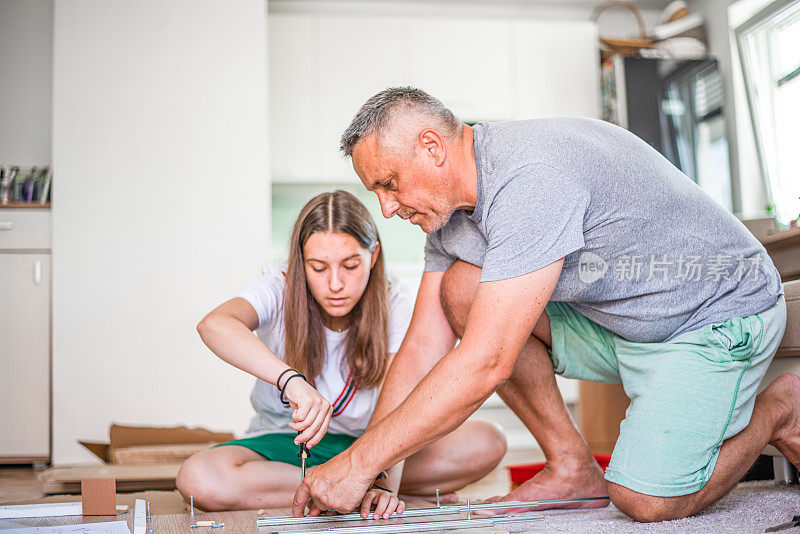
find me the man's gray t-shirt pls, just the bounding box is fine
[424,119,782,343]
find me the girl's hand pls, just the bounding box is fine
[283,379,333,448]
[359,488,405,520]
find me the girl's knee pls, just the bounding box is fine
[176,454,229,511]
[465,420,507,471]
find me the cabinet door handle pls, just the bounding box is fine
[0,221,13,230]
[34,260,42,285]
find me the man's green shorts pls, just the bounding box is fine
[217,433,356,468]
[545,295,787,497]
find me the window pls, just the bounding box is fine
[736,0,800,224]
[662,60,732,210]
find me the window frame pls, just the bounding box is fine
[735,0,800,223]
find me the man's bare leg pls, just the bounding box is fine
[610,373,800,522]
[440,260,608,512]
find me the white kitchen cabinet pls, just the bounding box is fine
[512,20,600,120]
[270,13,518,182]
[408,18,514,122]
[316,15,409,182]
[0,209,50,464]
[269,13,319,181]
[269,13,599,183]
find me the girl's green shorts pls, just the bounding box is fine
[217,432,356,468]
[545,295,786,497]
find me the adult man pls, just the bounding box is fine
[293,87,798,522]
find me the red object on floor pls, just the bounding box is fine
[506,454,612,486]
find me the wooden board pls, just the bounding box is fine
[40,465,180,495]
[7,507,510,534]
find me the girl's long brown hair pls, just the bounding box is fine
[284,191,389,388]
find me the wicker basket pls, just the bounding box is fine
[591,1,653,56]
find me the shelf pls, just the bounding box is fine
[0,203,51,209]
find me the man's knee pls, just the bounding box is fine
[609,482,693,523]
[440,261,481,337]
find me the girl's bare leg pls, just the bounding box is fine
[399,419,507,499]
[177,445,301,511]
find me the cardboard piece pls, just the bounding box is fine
[80,478,116,515]
[79,424,234,464]
[110,443,218,465]
[578,381,630,455]
[776,279,800,358]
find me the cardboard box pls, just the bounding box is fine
[79,424,234,465]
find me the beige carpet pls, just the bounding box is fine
[503,481,800,533]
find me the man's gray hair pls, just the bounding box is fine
[340,87,461,158]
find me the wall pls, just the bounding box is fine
[0,0,52,165]
[51,0,270,463]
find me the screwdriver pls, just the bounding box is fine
[297,431,311,478]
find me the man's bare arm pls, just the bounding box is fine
[293,259,563,515]
[351,260,562,471]
[367,270,459,428]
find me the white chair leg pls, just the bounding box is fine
[773,456,799,484]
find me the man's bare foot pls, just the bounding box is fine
[766,374,800,468]
[477,456,609,516]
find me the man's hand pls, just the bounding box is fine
[292,451,375,516]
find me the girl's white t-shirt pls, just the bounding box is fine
[236,266,414,438]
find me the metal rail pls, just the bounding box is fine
[256,495,609,527]
[268,514,545,534]
[257,506,460,526]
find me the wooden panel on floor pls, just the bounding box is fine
[40,465,180,495]
[8,508,511,534]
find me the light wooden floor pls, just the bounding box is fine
[0,449,546,534]
[0,448,545,507]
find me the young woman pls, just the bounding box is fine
[177,191,506,517]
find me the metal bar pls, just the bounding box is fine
[452,495,609,511]
[268,514,544,534]
[258,507,460,526]
[257,495,608,527]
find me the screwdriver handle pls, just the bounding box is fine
[297,431,311,457]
